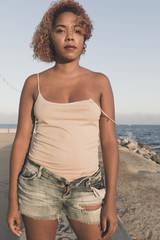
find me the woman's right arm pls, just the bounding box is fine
[7,75,37,237]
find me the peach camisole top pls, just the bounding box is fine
[28,74,116,182]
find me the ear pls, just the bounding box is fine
[82,43,87,54]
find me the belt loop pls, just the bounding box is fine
[86,178,91,188]
[37,166,43,178]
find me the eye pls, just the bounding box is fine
[74,27,82,35]
[75,29,82,34]
[56,28,64,33]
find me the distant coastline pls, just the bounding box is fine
[0,124,17,133]
[0,124,17,129]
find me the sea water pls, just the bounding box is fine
[116,125,160,153]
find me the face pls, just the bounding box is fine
[51,11,85,63]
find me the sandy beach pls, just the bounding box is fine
[0,133,160,240]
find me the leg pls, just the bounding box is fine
[68,218,102,240]
[68,203,103,240]
[22,215,58,240]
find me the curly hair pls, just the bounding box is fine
[30,0,93,62]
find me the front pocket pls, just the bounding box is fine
[91,187,106,199]
[90,176,105,190]
[20,165,38,180]
[88,175,106,199]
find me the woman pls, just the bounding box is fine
[7,0,119,239]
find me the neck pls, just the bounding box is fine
[54,58,81,75]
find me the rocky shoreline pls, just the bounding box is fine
[117,138,160,165]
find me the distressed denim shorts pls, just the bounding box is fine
[18,158,106,224]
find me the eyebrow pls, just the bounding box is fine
[55,24,81,29]
[55,24,66,29]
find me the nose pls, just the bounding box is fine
[65,30,74,41]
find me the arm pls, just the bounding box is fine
[7,75,37,237]
[99,74,119,239]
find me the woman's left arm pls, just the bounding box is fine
[98,74,119,239]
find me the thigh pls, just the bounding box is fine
[22,215,58,240]
[68,218,102,240]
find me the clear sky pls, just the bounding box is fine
[0,0,160,125]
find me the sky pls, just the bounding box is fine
[0,0,160,125]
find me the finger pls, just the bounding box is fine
[8,218,22,237]
[16,214,22,230]
[102,222,114,239]
[101,216,107,233]
[103,221,118,239]
[102,232,113,240]
[102,231,113,239]
[113,221,118,234]
[14,217,22,236]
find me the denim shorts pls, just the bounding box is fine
[18,158,106,224]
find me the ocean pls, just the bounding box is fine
[116,125,160,154]
[0,124,160,154]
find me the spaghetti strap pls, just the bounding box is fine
[100,108,116,124]
[37,73,40,93]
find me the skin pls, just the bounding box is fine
[7,12,119,240]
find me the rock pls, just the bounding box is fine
[151,154,160,164]
[117,138,160,165]
[149,151,156,156]
[117,138,129,146]
[143,154,150,159]
[136,149,150,155]
[138,142,152,151]
[132,148,138,153]
[117,138,122,145]
[148,151,156,159]
[148,151,156,156]
[126,141,138,150]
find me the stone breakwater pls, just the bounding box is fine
[117,138,160,164]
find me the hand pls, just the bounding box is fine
[7,204,22,237]
[101,199,118,239]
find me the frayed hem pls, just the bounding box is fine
[67,215,100,225]
[20,212,59,221]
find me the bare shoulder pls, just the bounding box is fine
[83,69,111,91]
[22,74,38,97]
[23,74,37,88]
[93,72,113,96]
[93,72,110,87]
[83,68,109,83]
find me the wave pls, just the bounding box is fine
[151,145,160,150]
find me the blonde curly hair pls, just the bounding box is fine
[30,0,93,62]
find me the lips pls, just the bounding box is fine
[64,45,77,50]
